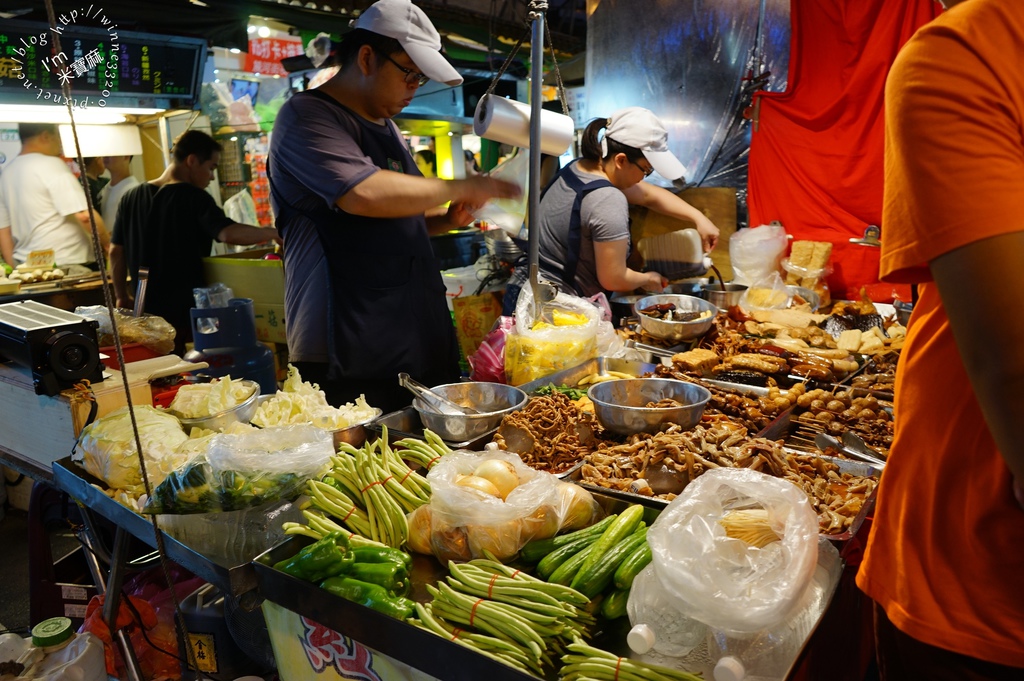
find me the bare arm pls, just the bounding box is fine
[930,231,1024,498]
[0,226,13,268]
[217,224,281,246]
[594,239,666,293]
[622,182,720,252]
[109,243,131,308]
[337,171,519,219]
[73,209,109,255]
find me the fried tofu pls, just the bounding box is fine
[671,348,721,374]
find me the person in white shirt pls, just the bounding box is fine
[98,155,139,231]
[0,123,108,268]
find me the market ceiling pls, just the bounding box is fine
[0,0,587,57]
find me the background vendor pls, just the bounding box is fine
[502,107,719,315]
[0,123,108,268]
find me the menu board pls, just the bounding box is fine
[0,19,205,106]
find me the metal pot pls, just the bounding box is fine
[700,283,748,309]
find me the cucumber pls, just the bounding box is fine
[536,532,600,580]
[520,514,618,563]
[601,588,630,620]
[613,541,653,591]
[548,542,597,586]
[570,504,645,592]
[574,525,647,599]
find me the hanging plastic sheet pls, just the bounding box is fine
[585,0,792,208]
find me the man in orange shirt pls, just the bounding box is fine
[857,0,1024,678]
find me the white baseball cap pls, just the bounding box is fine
[354,0,463,86]
[604,107,687,180]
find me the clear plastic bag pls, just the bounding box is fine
[416,450,601,563]
[74,305,176,356]
[739,272,791,310]
[729,224,788,287]
[471,150,528,236]
[143,425,334,514]
[505,281,600,385]
[646,467,819,636]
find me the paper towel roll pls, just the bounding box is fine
[473,94,574,156]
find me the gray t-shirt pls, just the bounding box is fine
[513,161,629,297]
[269,92,388,362]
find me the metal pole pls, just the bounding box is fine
[528,2,546,315]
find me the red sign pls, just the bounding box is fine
[244,37,304,76]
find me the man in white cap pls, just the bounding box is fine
[502,107,719,314]
[269,0,519,412]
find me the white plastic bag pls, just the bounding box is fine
[729,224,788,286]
[419,449,601,562]
[646,467,819,635]
[471,149,528,236]
[505,280,601,385]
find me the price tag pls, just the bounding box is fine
[19,249,55,270]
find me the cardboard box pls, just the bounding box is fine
[202,248,284,305]
[253,303,287,344]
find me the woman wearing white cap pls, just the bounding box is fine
[503,107,719,314]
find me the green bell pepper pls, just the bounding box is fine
[273,532,353,583]
[348,561,409,595]
[350,546,412,568]
[319,577,416,620]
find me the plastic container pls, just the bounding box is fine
[627,564,707,657]
[637,229,710,281]
[184,298,277,395]
[0,626,106,681]
[709,564,832,681]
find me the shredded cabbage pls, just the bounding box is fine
[252,364,379,430]
[168,376,255,418]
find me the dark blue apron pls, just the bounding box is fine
[269,90,459,386]
[514,160,622,296]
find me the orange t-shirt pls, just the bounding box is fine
[857,0,1024,668]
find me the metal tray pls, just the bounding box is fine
[516,356,658,394]
[254,489,842,681]
[53,457,261,596]
[367,406,497,451]
[565,436,878,543]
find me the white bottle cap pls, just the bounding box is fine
[703,255,714,270]
[627,624,656,655]
[714,656,746,681]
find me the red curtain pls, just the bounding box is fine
[748,0,940,300]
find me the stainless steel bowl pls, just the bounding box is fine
[700,283,748,309]
[784,285,821,311]
[413,382,528,442]
[588,378,712,436]
[893,300,913,326]
[175,380,260,431]
[330,409,383,449]
[634,294,718,342]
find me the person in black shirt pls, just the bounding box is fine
[109,167,170,309]
[140,131,279,354]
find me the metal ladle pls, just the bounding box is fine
[398,373,479,416]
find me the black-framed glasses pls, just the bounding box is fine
[379,52,430,87]
[632,158,654,177]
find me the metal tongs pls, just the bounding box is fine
[814,432,887,469]
[398,373,478,416]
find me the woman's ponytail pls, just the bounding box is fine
[580,118,609,162]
